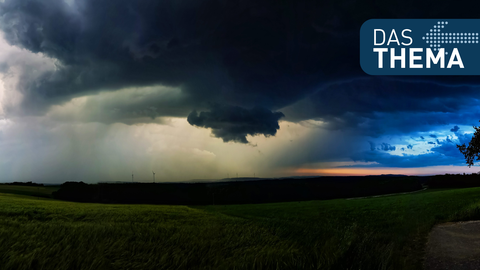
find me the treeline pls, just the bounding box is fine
[4,181,44,187]
[52,176,422,205]
[426,174,480,188]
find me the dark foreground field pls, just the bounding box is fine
[2,187,480,269]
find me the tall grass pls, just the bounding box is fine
[0,187,480,269]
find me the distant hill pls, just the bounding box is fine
[53,176,423,205]
[0,184,59,198]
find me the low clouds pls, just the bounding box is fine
[368,141,396,151]
[187,105,284,144]
[369,141,396,151]
[380,143,396,151]
[429,132,472,165]
[451,126,460,132]
[351,131,474,169]
[45,85,194,125]
[351,150,463,168]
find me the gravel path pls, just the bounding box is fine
[425,220,480,269]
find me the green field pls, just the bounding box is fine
[2,187,480,269]
[0,185,59,198]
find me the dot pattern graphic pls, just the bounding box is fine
[422,21,479,55]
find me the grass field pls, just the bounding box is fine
[1,187,480,269]
[0,185,59,198]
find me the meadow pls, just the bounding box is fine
[0,185,59,198]
[2,186,480,269]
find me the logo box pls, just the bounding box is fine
[360,19,480,75]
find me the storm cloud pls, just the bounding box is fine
[0,0,356,126]
[187,105,284,144]
[2,0,480,137]
[379,143,396,151]
[1,0,480,182]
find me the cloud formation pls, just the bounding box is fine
[187,105,284,144]
[2,0,480,141]
[0,0,480,182]
[379,143,396,151]
[0,0,354,126]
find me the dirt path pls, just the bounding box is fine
[424,220,480,269]
[345,188,427,200]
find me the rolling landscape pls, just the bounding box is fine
[0,175,480,269]
[3,0,480,269]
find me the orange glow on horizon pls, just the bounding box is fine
[294,166,477,176]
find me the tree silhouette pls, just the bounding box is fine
[457,122,480,167]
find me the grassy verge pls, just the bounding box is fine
[0,185,59,198]
[1,187,480,269]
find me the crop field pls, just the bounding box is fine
[1,187,480,269]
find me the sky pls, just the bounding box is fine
[1,0,480,183]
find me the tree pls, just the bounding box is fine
[457,122,480,167]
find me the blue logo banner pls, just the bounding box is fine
[360,19,480,75]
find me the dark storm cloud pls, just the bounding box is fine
[187,105,284,144]
[430,134,437,138]
[3,0,480,147]
[1,0,478,108]
[379,143,395,151]
[0,0,359,115]
[451,126,460,132]
[0,0,363,142]
[282,77,480,136]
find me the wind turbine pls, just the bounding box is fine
[152,171,155,183]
